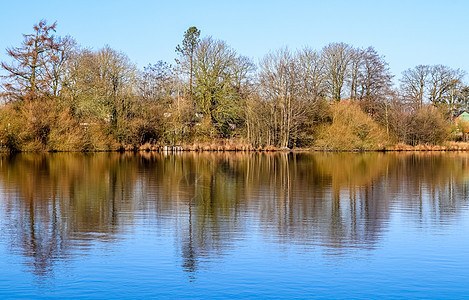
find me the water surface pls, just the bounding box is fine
[0,152,468,298]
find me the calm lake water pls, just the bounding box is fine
[0,152,468,299]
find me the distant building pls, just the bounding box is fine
[455,111,469,123]
[455,112,469,141]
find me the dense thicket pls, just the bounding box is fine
[0,21,467,151]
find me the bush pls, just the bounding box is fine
[0,99,92,151]
[405,106,449,145]
[83,123,117,151]
[314,102,391,150]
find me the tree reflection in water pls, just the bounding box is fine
[0,152,468,278]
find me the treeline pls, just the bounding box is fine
[0,20,468,151]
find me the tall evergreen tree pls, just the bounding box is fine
[176,26,201,98]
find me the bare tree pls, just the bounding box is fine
[44,35,76,98]
[231,55,255,97]
[428,65,454,105]
[63,46,136,122]
[259,48,310,148]
[400,65,430,109]
[357,47,394,114]
[140,61,174,102]
[400,64,466,117]
[297,47,326,103]
[348,47,363,100]
[245,93,271,147]
[428,65,465,108]
[445,77,465,119]
[459,86,469,112]
[322,42,353,101]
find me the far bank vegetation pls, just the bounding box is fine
[1,21,468,152]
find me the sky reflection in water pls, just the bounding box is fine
[0,152,468,299]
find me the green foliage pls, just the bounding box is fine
[175,26,201,59]
[0,20,465,151]
[448,120,467,141]
[176,26,201,97]
[193,37,251,137]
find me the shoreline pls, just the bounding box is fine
[3,141,469,153]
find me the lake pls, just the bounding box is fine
[0,152,468,299]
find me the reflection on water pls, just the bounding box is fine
[0,152,469,292]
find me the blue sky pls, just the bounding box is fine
[1,0,468,82]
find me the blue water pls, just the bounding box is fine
[0,152,468,299]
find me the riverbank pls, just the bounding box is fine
[3,136,469,153]
[4,141,466,153]
[129,141,469,152]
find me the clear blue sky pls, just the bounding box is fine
[1,0,468,82]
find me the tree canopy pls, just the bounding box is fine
[0,21,467,151]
